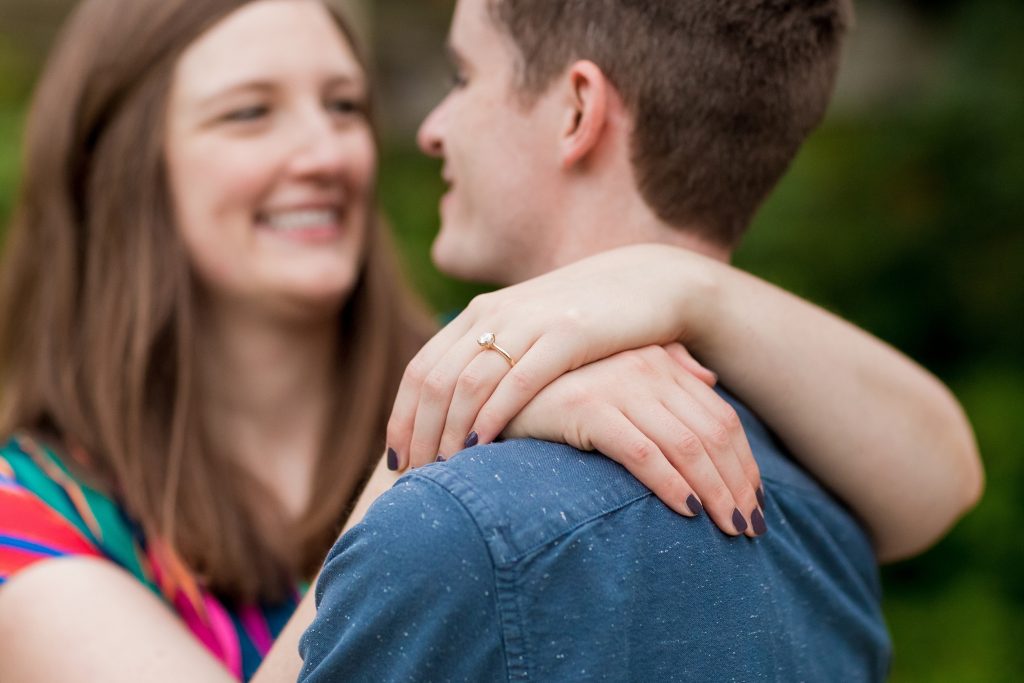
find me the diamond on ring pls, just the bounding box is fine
[476,332,516,367]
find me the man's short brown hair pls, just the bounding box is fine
[488,0,854,246]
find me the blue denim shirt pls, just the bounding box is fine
[299,391,891,682]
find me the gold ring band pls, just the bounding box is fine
[477,332,516,368]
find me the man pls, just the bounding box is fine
[299,0,891,680]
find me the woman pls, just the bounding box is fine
[0,0,980,681]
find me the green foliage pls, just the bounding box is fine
[0,37,30,232]
[378,144,490,316]
[734,2,1024,679]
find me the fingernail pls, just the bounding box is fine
[732,508,748,533]
[464,431,479,448]
[387,447,399,471]
[751,508,767,535]
[685,495,703,517]
[756,486,766,509]
[435,455,447,463]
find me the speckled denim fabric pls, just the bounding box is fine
[299,389,891,682]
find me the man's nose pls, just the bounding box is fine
[417,101,446,158]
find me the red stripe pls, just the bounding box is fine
[0,551,46,577]
[0,489,101,557]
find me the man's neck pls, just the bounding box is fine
[532,188,733,281]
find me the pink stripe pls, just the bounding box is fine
[239,604,275,656]
[203,593,243,679]
[173,591,222,664]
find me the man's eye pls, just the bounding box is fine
[449,71,468,89]
[224,105,269,122]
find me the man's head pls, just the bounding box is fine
[419,0,853,284]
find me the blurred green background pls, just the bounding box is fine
[1,0,1021,680]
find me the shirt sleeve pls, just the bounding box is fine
[0,454,104,585]
[298,474,508,683]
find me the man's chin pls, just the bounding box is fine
[431,237,506,286]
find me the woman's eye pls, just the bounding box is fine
[223,105,269,122]
[327,98,366,116]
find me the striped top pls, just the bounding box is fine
[0,435,300,680]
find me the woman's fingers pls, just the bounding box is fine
[437,351,511,457]
[589,345,762,536]
[622,401,758,533]
[519,345,762,536]
[664,342,717,387]
[469,332,581,445]
[665,341,765,526]
[658,389,762,537]
[671,369,764,511]
[386,315,474,468]
[585,407,704,520]
[406,335,513,468]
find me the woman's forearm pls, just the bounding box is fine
[679,256,983,562]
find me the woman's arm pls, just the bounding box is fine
[0,476,396,683]
[0,558,239,682]
[386,244,983,562]
[682,257,983,561]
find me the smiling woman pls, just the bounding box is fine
[165,4,376,315]
[0,1,431,680]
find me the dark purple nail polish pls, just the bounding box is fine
[464,431,479,448]
[435,455,447,463]
[751,508,767,535]
[686,495,703,517]
[732,508,748,533]
[387,447,399,471]
[756,486,766,509]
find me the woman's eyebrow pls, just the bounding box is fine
[194,73,365,108]
[195,80,276,109]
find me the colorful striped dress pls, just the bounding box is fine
[0,434,300,680]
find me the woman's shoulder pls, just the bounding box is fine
[0,434,150,587]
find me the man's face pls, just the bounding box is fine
[418,0,562,285]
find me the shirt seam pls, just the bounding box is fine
[409,475,529,681]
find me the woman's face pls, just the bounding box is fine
[165,0,375,318]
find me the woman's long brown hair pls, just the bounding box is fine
[0,0,432,603]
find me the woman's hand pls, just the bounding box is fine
[386,244,712,470]
[505,344,765,536]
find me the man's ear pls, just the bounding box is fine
[560,60,610,170]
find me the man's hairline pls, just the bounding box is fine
[457,0,739,251]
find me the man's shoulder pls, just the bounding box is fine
[382,387,852,565]
[397,439,647,566]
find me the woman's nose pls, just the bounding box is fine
[287,110,361,180]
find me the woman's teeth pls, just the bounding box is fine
[263,209,338,231]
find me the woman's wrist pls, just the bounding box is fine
[657,245,729,355]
